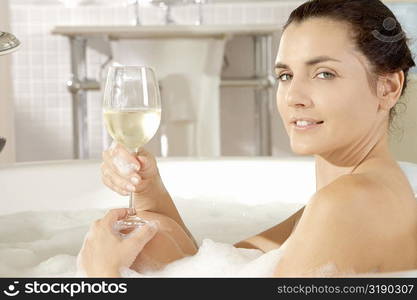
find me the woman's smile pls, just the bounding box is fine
[292,121,324,131]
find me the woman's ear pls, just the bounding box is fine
[376,70,404,112]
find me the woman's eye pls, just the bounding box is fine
[316,72,335,79]
[276,73,292,82]
[275,72,335,82]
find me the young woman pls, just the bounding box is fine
[78,0,417,277]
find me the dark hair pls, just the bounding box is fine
[282,0,416,135]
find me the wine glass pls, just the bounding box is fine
[103,65,161,233]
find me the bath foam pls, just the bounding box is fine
[120,239,284,278]
[0,209,105,277]
[1,208,416,278]
[0,206,292,277]
[0,207,282,277]
[0,208,285,277]
[0,205,350,278]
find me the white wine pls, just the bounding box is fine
[104,108,161,151]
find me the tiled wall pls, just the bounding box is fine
[9,0,417,162]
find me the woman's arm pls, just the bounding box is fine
[141,182,198,249]
[130,210,199,273]
[233,206,305,252]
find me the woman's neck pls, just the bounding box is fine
[314,132,394,191]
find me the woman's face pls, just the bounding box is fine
[275,18,387,157]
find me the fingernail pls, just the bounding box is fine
[130,177,140,185]
[113,156,131,175]
[110,141,117,150]
[126,184,135,192]
[129,163,140,171]
[109,141,118,154]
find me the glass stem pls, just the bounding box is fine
[128,147,139,217]
[128,192,136,217]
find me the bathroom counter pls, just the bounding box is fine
[52,24,281,39]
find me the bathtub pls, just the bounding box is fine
[1,156,417,277]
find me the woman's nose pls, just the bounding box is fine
[285,83,312,108]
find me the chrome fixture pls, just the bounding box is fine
[0,32,20,156]
[132,0,206,26]
[133,0,141,26]
[0,137,5,153]
[150,0,184,25]
[193,0,206,25]
[0,31,21,56]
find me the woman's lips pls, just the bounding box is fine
[292,121,324,130]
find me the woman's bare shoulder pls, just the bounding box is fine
[314,171,416,226]
[273,171,417,276]
[311,173,389,212]
[306,173,409,236]
[321,172,383,191]
[273,175,390,276]
[305,174,386,224]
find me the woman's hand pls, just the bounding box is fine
[101,142,197,248]
[77,208,158,277]
[101,142,167,211]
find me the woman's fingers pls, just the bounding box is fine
[103,142,157,181]
[101,162,139,195]
[102,176,129,196]
[135,147,159,178]
[101,167,129,196]
[104,145,140,176]
[102,208,130,227]
[101,142,160,207]
[123,221,159,248]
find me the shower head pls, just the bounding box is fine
[0,31,21,56]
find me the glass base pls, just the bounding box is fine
[114,215,149,238]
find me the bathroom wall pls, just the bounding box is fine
[387,2,417,163]
[9,0,301,162]
[7,0,417,162]
[389,74,417,164]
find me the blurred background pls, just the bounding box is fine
[0,0,416,164]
